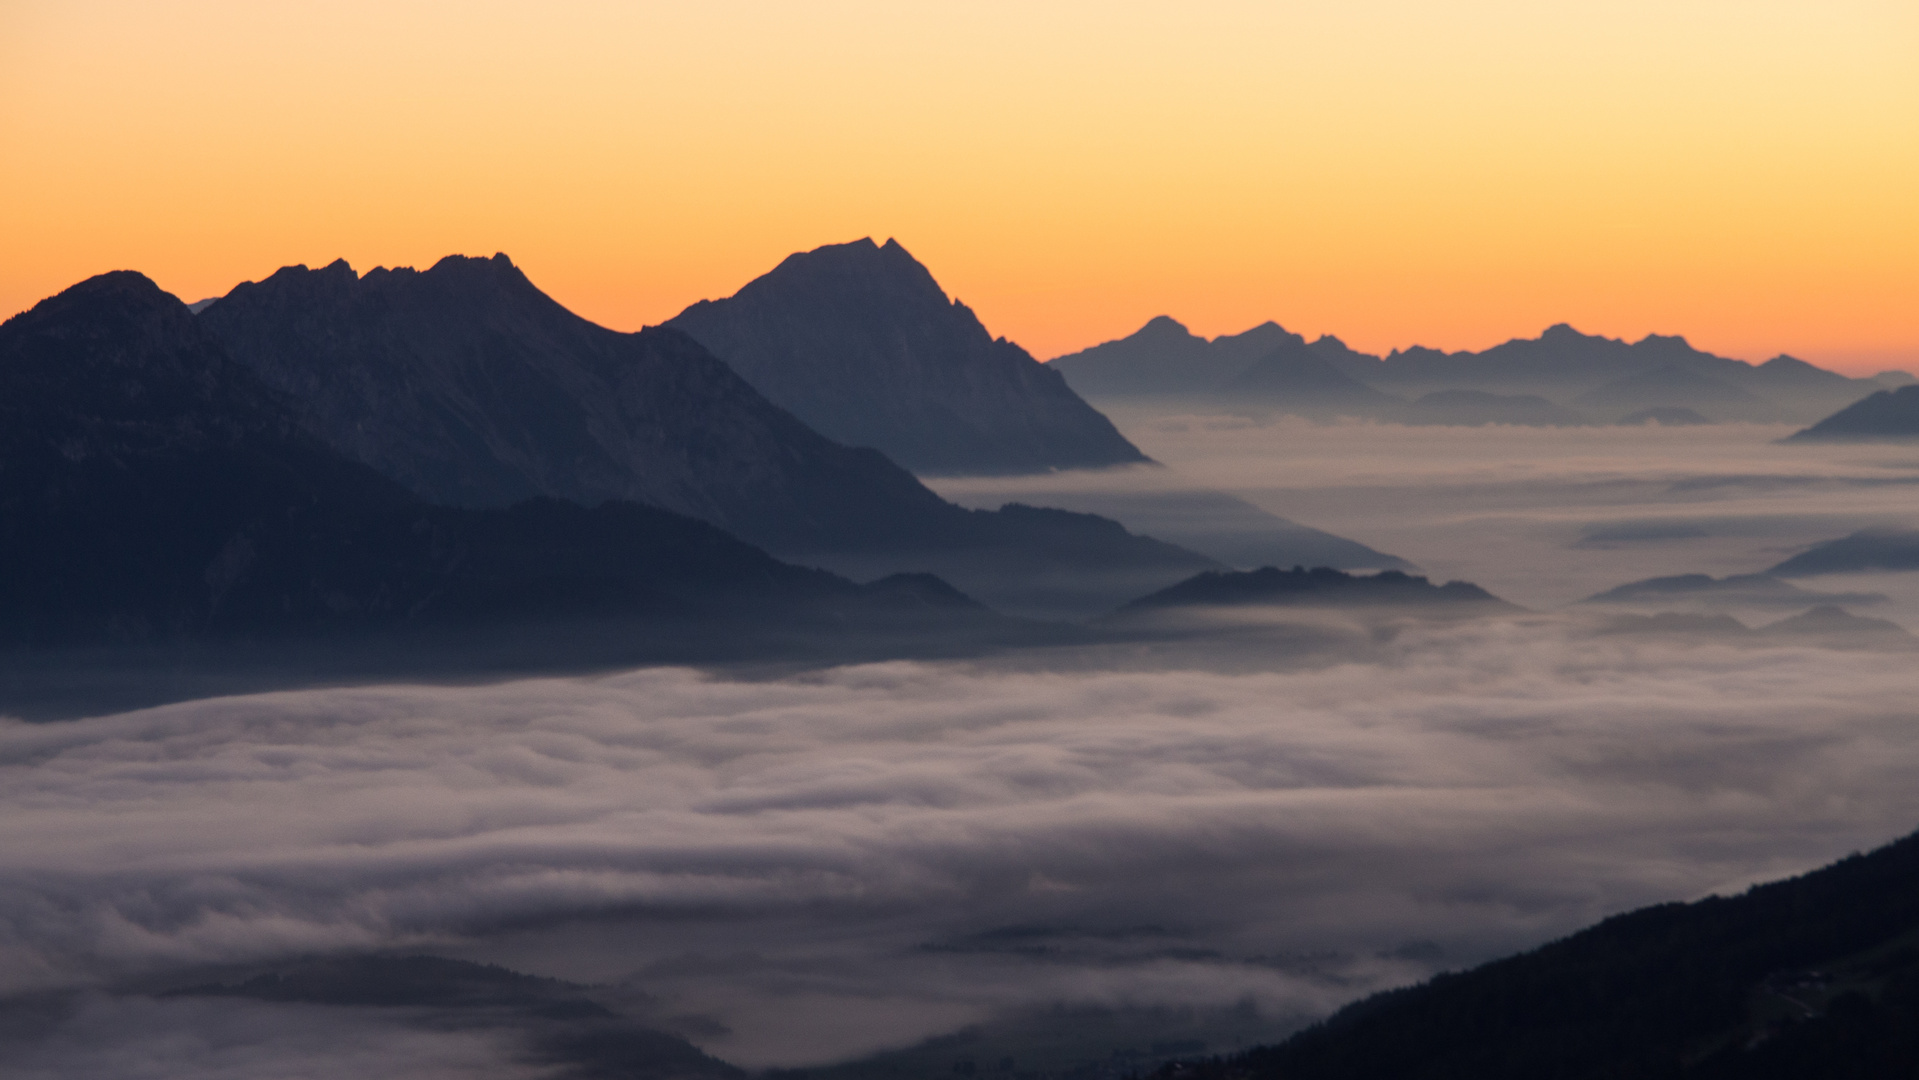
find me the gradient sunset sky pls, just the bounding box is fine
[3,1,1915,372]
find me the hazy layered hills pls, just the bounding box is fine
[1052,318,1909,425]
[667,238,1149,475]
[1786,384,1919,442]
[1156,825,1919,1079]
[0,272,1041,659]
[198,254,1212,618]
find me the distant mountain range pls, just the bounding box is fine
[1051,317,1913,426]
[667,238,1149,475]
[195,253,1213,619]
[1153,825,1919,1079]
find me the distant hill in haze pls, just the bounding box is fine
[1402,390,1589,427]
[1784,385,1919,442]
[1769,529,1919,578]
[197,253,1214,619]
[0,271,1041,659]
[1150,825,1919,1080]
[1582,573,1888,610]
[1570,363,1779,423]
[1050,319,1902,425]
[1110,566,1516,618]
[1216,337,1404,417]
[666,238,1148,475]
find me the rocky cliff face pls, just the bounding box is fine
[667,238,1149,475]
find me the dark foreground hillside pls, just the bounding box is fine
[1154,827,1919,1080]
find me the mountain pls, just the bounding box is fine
[665,238,1147,475]
[1047,316,1300,399]
[1216,338,1403,417]
[1052,319,1889,425]
[0,271,1044,658]
[1582,573,1888,610]
[197,254,1215,619]
[1785,385,1919,442]
[927,478,1408,572]
[1769,529,1919,578]
[1760,605,1914,645]
[1111,566,1515,617]
[198,254,953,545]
[1156,825,1919,1080]
[1570,363,1778,423]
[1402,390,1588,427]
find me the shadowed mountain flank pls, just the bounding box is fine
[667,238,1148,475]
[1785,385,1919,442]
[1150,826,1919,1080]
[196,254,1214,619]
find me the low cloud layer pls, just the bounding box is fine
[1066,413,1919,612]
[4,617,1918,1070]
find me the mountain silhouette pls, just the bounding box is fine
[1785,385,1919,442]
[0,271,1044,656]
[197,254,1213,618]
[667,238,1148,475]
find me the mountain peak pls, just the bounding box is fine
[666,241,1148,474]
[6,269,192,341]
[1540,323,1594,343]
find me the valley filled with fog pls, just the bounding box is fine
[6,416,1917,1078]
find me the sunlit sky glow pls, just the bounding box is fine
[3,0,1915,371]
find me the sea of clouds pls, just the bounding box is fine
[4,615,1918,1071]
[7,417,1919,1076]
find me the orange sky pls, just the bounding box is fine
[3,1,1916,373]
